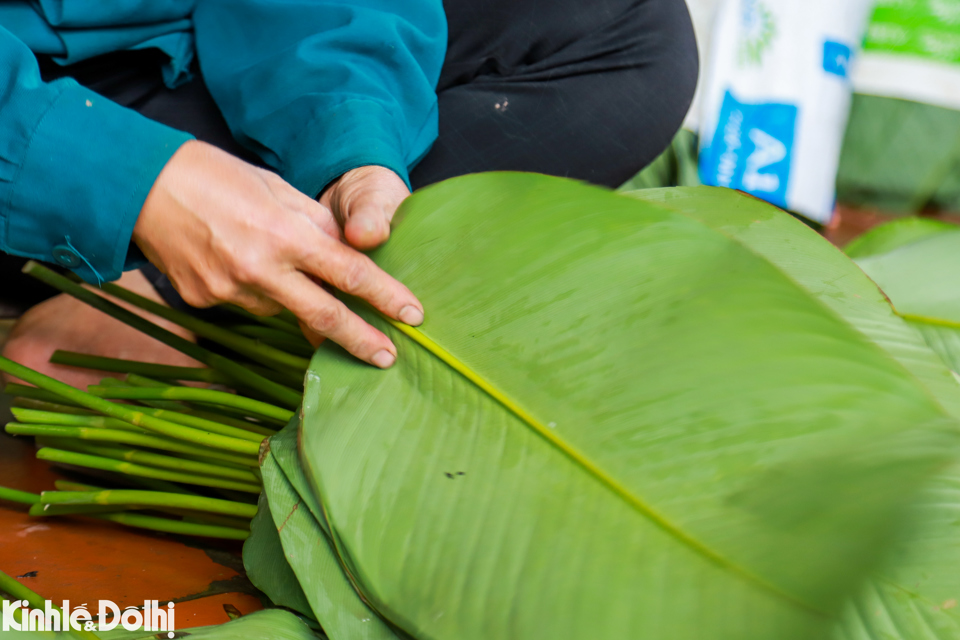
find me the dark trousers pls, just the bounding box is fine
[1,0,697,313]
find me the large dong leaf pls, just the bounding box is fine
[855,227,960,324]
[623,190,960,422]
[836,95,960,214]
[844,217,960,261]
[297,175,959,639]
[830,224,960,640]
[634,200,960,639]
[853,225,960,395]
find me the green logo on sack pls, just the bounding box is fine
[865,0,960,65]
[739,0,777,66]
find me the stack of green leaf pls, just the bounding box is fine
[8,174,960,640]
[246,173,960,640]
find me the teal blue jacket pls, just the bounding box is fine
[0,0,446,283]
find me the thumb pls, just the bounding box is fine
[344,197,400,250]
[330,166,410,250]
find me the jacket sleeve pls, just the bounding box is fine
[193,0,447,197]
[0,25,193,284]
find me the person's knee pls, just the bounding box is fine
[623,0,699,138]
[419,0,700,188]
[653,0,700,109]
[576,0,700,184]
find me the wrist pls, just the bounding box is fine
[133,139,207,258]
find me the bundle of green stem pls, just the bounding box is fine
[0,261,314,541]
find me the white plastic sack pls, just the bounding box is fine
[698,0,874,223]
[681,0,722,131]
[854,0,960,111]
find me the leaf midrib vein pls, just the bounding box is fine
[382,316,825,617]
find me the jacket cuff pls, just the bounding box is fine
[279,99,411,197]
[2,81,193,283]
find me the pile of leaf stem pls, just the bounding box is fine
[0,261,313,541]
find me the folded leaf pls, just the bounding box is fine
[257,422,398,640]
[245,495,316,619]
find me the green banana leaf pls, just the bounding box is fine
[649,202,960,640]
[245,495,316,619]
[270,174,960,639]
[816,222,960,640]
[852,221,960,383]
[844,218,960,260]
[837,95,960,215]
[832,461,960,640]
[624,189,960,421]
[855,230,960,324]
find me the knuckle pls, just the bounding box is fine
[231,256,263,286]
[178,286,214,309]
[338,259,369,293]
[344,335,379,358]
[219,242,272,287]
[203,277,237,303]
[304,304,343,335]
[257,303,284,317]
[245,298,283,317]
[260,210,311,253]
[273,226,307,255]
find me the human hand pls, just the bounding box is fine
[320,165,410,250]
[132,140,423,369]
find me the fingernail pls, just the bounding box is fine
[398,305,424,326]
[372,350,396,369]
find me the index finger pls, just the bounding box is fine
[296,232,424,327]
[265,271,399,368]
